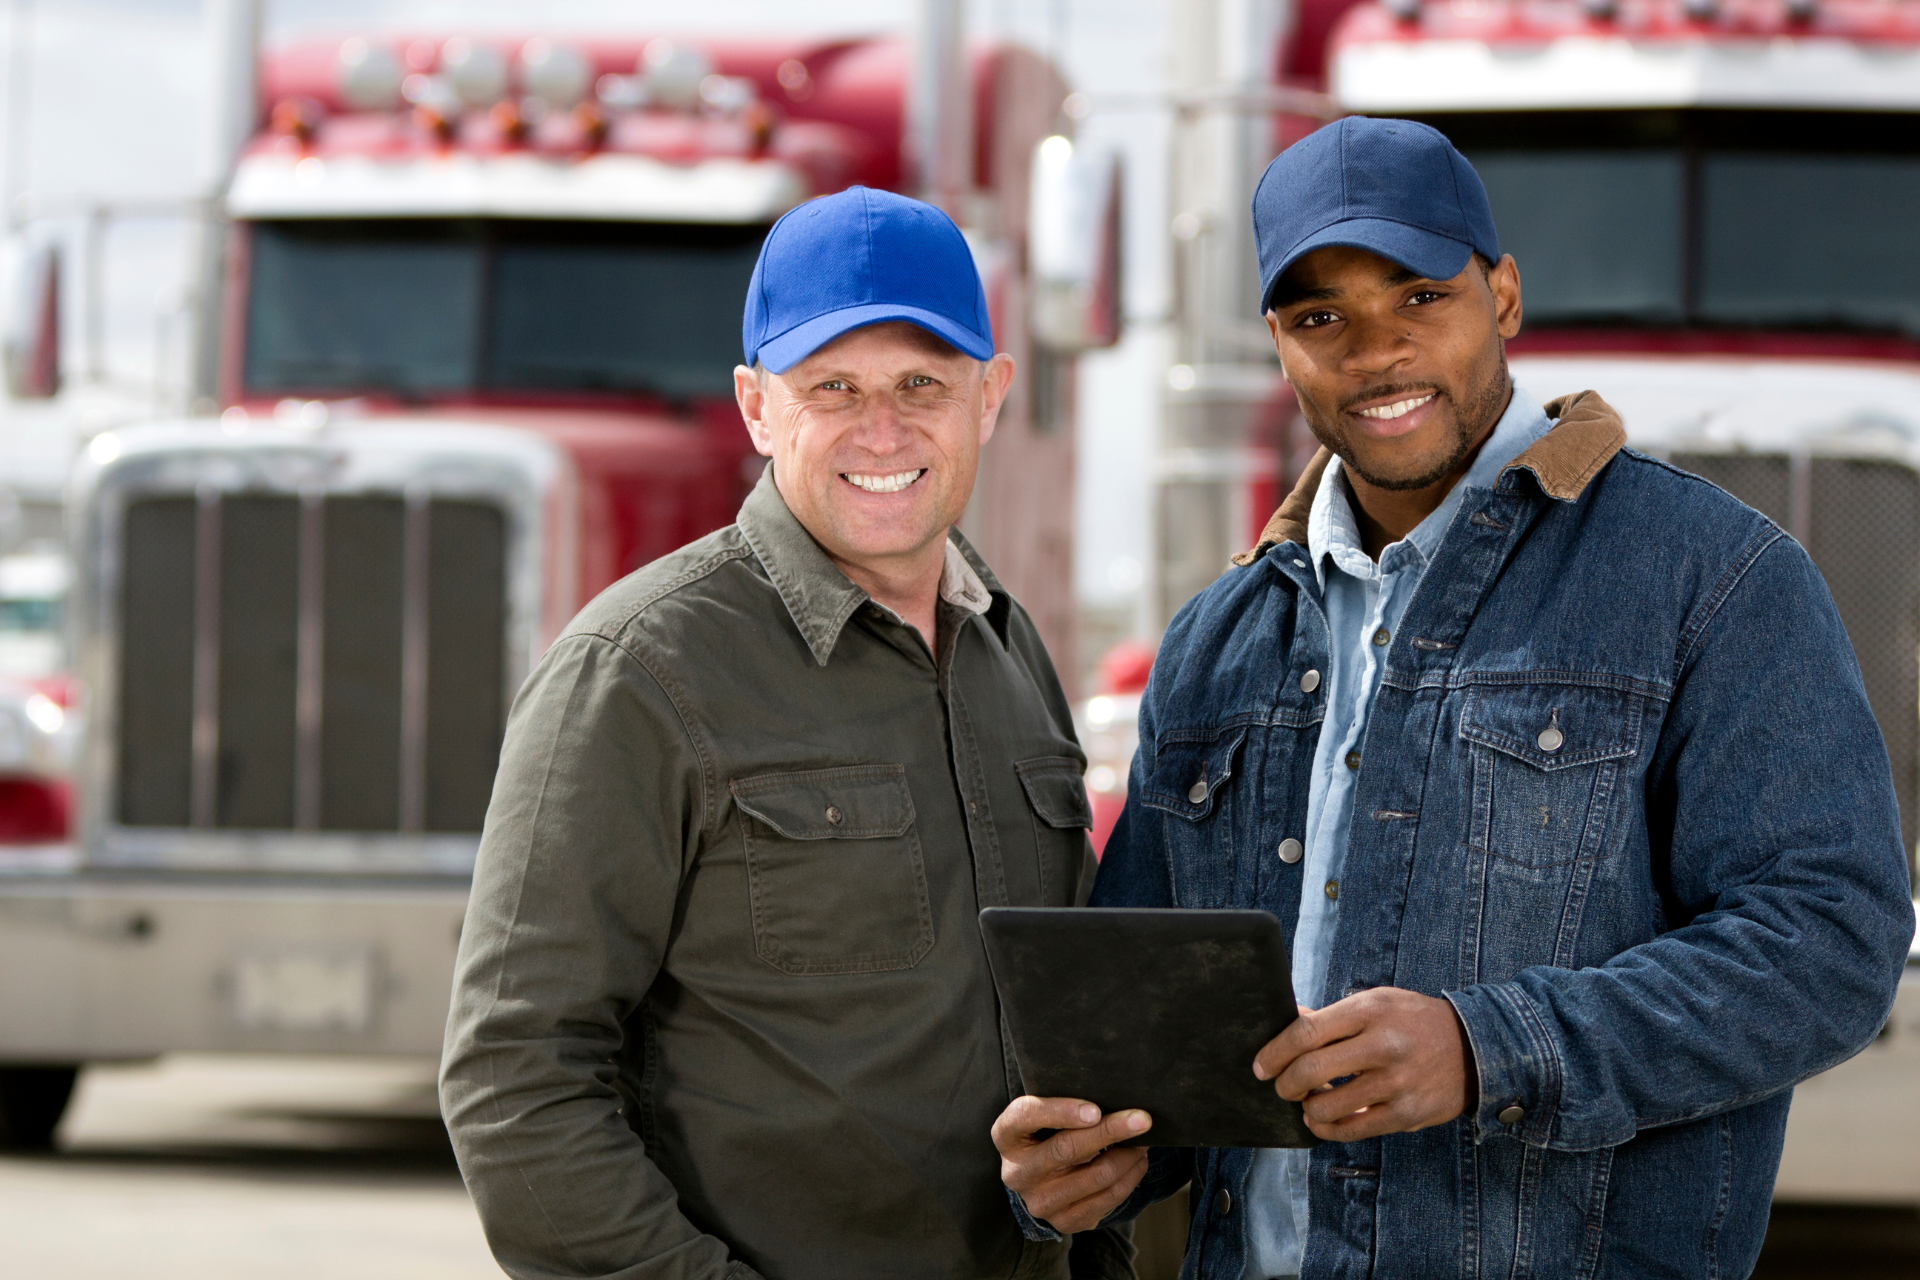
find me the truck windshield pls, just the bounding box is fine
[244,218,766,399]
[1417,111,1920,338]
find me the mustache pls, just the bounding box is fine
[1341,383,1442,414]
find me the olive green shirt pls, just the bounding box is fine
[442,469,1129,1280]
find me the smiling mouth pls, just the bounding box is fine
[1355,392,1437,421]
[842,468,926,494]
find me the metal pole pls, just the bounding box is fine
[187,0,262,411]
[911,0,972,220]
[4,0,29,234]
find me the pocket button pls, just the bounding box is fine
[1300,669,1321,693]
[825,805,843,825]
[1188,780,1209,804]
[1498,1103,1526,1126]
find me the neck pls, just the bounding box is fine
[1347,385,1511,559]
[830,538,948,654]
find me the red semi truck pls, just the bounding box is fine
[0,29,1115,1147]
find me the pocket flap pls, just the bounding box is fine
[1140,726,1249,821]
[729,765,915,839]
[1015,757,1093,829]
[1459,683,1644,772]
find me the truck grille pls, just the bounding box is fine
[116,492,507,834]
[1672,453,1920,862]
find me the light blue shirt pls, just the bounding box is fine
[1241,386,1554,1280]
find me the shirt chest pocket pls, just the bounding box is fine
[1459,683,1647,871]
[1015,757,1094,906]
[729,765,934,976]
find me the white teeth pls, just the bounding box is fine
[844,469,926,494]
[1358,393,1436,421]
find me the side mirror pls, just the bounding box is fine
[1029,134,1122,352]
[2,239,60,400]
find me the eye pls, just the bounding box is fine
[818,379,849,391]
[1406,290,1446,306]
[906,374,936,388]
[1295,309,1340,329]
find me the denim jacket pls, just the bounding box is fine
[1084,392,1915,1280]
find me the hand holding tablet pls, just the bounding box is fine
[984,908,1478,1232]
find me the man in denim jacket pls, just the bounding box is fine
[993,117,1915,1278]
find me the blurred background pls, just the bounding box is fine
[0,0,1916,1275]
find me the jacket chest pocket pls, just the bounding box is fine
[1459,683,1646,871]
[1016,757,1095,906]
[729,765,934,975]
[1138,726,1249,907]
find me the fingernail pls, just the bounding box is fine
[1127,1111,1149,1131]
[1253,1062,1270,1081]
[1078,1104,1098,1124]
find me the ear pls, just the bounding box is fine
[975,353,1016,448]
[1488,254,1523,340]
[734,364,776,457]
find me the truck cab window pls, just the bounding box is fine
[243,218,765,400]
[1422,110,1920,341]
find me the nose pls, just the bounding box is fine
[1339,310,1416,379]
[852,391,915,455]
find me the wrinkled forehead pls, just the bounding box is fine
[783,321,979,378]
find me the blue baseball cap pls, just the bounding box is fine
[1251,117,1500,314]
[742,186,995,373]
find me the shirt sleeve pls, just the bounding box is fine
[440,633,755,1280]
[1447,534,1916,1152]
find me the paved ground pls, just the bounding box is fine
[3,1056,1917,1279]
[0,1056,501,1279]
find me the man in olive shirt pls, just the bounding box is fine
[441,188,1127,1280]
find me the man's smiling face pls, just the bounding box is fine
[737,321,1014,579]
[1268,245,1522,493]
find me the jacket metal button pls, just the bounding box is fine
[1344,750,1361,770]
[825,805,843,825]
[1537,709,1564,753]
[1498,1103,1526,1125]
[1188,780,1209,804]
[1214,1188,1232,1216]
[1299,669,1321,693]
[1372,628,1390,647]
[1324,879,1339,901]
[1278,838,1303,864]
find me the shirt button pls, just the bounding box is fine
[1214,1188,1232,1217]
[825,805,843,825]
[1299,669,1321,694]
[1498,1103,1526,1126]
[1324,879,1339,900]
[968,801,979,816]
[1277,838,1303,864]
[1344,750,1361,770]
[1372,628,1390,647]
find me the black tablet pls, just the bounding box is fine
[979,906,1317,1149]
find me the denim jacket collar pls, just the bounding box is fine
[1233,388,1629,566]
[736,464,1007,667]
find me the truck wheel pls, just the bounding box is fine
[0,1065,79,1150]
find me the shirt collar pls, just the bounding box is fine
[736,465,1000,666]
[1307,384,1555,588]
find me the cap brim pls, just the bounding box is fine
[1263,218,1477,312]
[756,302,994,374]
